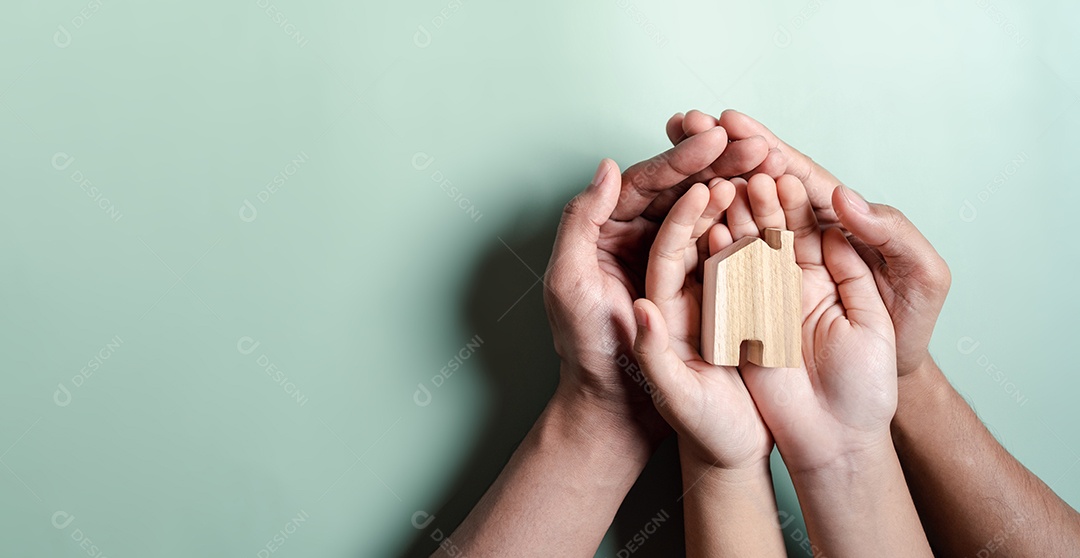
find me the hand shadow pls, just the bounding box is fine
[394,171,687,557]
[394,173,808,558]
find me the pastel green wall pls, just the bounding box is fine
[1,1,1076,556]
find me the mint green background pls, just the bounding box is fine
[1,1,1077,556]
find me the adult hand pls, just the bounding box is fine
[543,130,769,448]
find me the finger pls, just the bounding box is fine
[777,174,823,266]
[646,183,711,303]
[741,147,787,179]
[549,159,621,269]
[747,174,786,231]
[665,112,685,145]
[670,109,770,178]
[642,137,767,221]
[725,181,759,241]
[693,178,736,239]
[821,227,891,330]
[832,185,952,290]
[712,136,770,178]
[694,179,736,271]
[708,222,734,256]
[719,109,842,224]
[682,109,718,137]
[634,298,697,409]
[617,126,728,221]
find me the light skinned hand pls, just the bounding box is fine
[730,174,898,472]
[630,180,773,470]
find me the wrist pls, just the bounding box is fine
[786,430,932,556]
[893,356,952,450]
[545,380,658,468]
[679,446,788,557]
[679,445,773,490]
[786,432,896,484]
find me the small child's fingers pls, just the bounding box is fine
[692,178,736,240]
[646,183,710,303]
[747,174,786,231]
[725,182,759,241]
[741,147,787,180]
[777,174,823,267]
[708,222,734,256]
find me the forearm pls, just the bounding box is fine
[893,358,1080,556]
[680,449,785,557]
[433,383,655,558]
[789,438,933,557]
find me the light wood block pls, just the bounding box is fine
[701,228,802,368]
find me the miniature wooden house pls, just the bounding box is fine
[702,228,802,368]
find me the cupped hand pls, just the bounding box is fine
[729,174,899,472]
[630,181,773,470]
[543,132,768,448]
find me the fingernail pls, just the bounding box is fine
[634,303,649,329]
[590,160,610,189]
[840,185,870,214]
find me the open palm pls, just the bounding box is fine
[726,174,897,472]
[632,180,773,469]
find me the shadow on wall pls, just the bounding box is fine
[394,172,685,557]
[394,173,807,557]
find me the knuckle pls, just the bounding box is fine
[923,257,952,294]
[561,196,587,219]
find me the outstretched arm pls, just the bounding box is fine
[431,384,654,557]
[891,358,1080,555]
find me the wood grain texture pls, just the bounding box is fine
[701,228,802,368]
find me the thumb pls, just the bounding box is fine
[632,299,695,411]
[550,159,620,267]
[832,185,951,290]
[821,228,891,331]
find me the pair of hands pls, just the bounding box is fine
[633,171,895,476]
[543,109,951,478]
